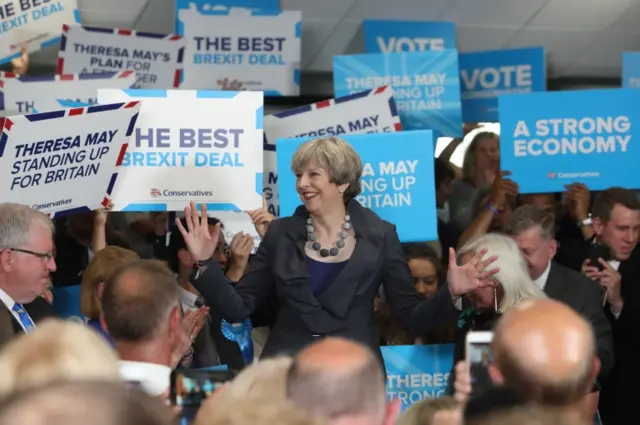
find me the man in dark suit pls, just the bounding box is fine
[505,204,614,379]
[0,203,57,335]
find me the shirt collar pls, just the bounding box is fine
[533,261,552,291]
[0,287,16,310]
[118,360,171,397]
[179,286,198,308]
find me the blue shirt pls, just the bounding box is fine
[307,257,347,296]
[87,318,113,346]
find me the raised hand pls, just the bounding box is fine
[447,247,499,297]
[175,202,221,263]
[11,43,29,74]
[248,194,274,238]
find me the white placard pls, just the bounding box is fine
[57,25,186,89]
[263,86,402,216]
[0,0,79,63]
[0,101,141,216]
[176,3,301,95]
[0,71,136,114]
[97,89,264,212]
[210,211,260,253]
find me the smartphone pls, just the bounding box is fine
[170,369,235,409]
[587,243,611,272]
[465,331,494,394]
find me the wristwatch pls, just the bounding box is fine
[578,215,593,227]
[194,257,214,268]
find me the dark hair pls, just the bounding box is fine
[401,243,444,286]
[591,187,640,222]
[101,260,180,343]
[168,216,222,273]
[0,380,174,425]
[434,158,455,190]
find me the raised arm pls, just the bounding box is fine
[177,202,275,323]
[382,225,499,334]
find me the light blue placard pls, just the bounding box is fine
[499,88,640,193]
[459,47,546,123]
[363,20,457,53]
[174,0,279,13]
[382,344,454,412]
[333,51,462,137]
[622,52,640,89]
[275,131,437,242]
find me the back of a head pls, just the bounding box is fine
[0,319,120,397]
[196,397,324,425]
[101,259,180,343]
[0,380,174,425]
[492,299,596,406]
[397,396,459,425]
[286,337,386,425]
[467,405,585,425]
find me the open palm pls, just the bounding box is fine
[175,202,221,263]
[447,247,500,297]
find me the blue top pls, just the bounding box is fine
[307,257,348,296]
[87,318,113,346]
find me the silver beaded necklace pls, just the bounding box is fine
[306,215,352,257]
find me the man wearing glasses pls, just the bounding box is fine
[0,203,57,334]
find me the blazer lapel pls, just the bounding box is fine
[543,261,564,299]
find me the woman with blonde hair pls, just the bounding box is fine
[176,136,499,361]
[80,246,140,341]
[0,319,121,396]
[446,233,546,395]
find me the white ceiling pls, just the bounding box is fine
[30,0,640,82]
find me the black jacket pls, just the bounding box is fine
[192,200,457,359]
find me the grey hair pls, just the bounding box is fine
[0,203,54,248]
[505,204,555,241]
[290,137,363,203]
[457,233,546,313]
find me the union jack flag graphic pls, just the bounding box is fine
[150,188,162,197]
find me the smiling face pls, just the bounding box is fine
[295,160,349,215]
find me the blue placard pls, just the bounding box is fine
[333,51,462,136]
[362,20,457,53]
[499,88,640,193]
[459,47,546,123]
[622,52,640,89]
[174,0,279,14]
[382,344,454,412]
[52,285,83,321]
[276,131,437,242]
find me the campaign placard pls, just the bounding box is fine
[97,89,263,212]
[211,211,261,253]
[0,0,79,64]
[175,2,301,95]
[276,130,437,242]
[622,52,640,89]
[459,47,546,123]
[57,24,185,89]
[333,51,462,136]
[188,0,279,11]
[363,20,456,53]
[0,71,136,114]
[382,344,454,411]
[499,88,640,193]
[0,102,141,216]
[263,86,402,217]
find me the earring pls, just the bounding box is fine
[494,287,498,312]
[339,189,345,193]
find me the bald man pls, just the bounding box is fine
[286,337,398,425]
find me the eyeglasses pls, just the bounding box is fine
[6,248,54,261]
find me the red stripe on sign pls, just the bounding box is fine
[169,35,182,41]
[0,80,4,89]
[69,108,84,116]
[5,119,13,131]
[119,70,134,78]
[62,24,69,33]
[393,122,402,131]
[56,58,64,74]
[117,29,132,36]
[59,74,74,81]
[374,86,386,94]
[124,101,139,108]
[315,100,331,109]
[173,69,181,88]
[101,197,110,207]
[115,143,128,166]
[3,72,15,78]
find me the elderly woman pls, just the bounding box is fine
[175,137,499,360]
[446,233,546,395]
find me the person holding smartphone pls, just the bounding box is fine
[446,233,546,396]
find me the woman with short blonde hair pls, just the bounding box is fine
[80,246,139,340]
[177,136,498,360]
[0,319,121,396]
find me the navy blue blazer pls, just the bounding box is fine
[191,200,457,359]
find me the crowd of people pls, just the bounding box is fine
[0,125,636,425]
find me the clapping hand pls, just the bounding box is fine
[175,202,221,264]
[171,306,209,368]
[447,248,499,297]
